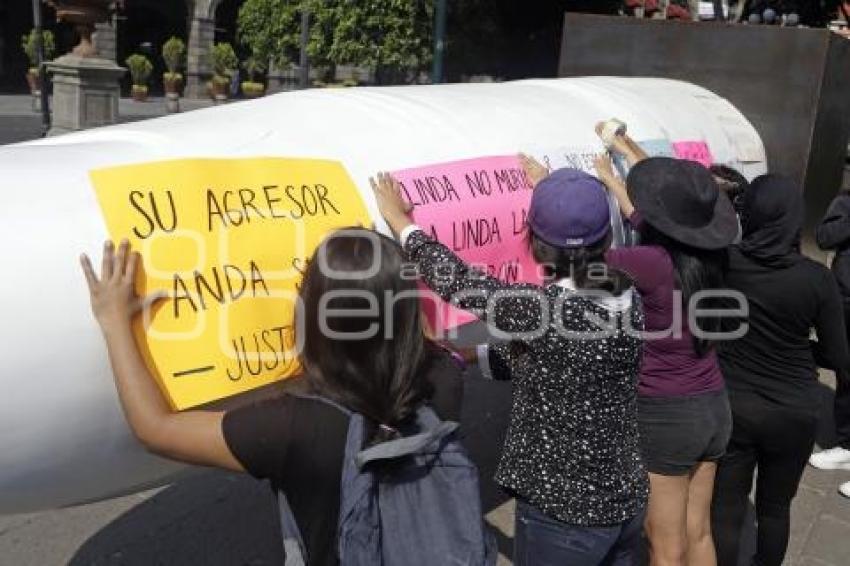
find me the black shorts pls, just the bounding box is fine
[637,389,732,476]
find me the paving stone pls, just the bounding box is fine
[787,484,829,563]
[800,466,840,496]
[800,514,850,566]
[819,368,837,391]
[0,494,143,566]
[485,498,515,538]
[0,115,44,144]
[820,487,850,526]
[485,495,516,563]
[794,555,836,566]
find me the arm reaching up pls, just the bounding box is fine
[594,154,635,218]
[370,172,546,336]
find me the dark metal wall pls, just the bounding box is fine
[558,13,850,229]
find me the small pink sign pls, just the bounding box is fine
[672,141,714,168]
[392,155,540,333]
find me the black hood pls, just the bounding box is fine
[738,174,804,268]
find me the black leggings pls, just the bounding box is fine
[836,369,850,448]
[837,307,850,448]
[711,390,817,566]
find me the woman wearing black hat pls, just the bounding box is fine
[710,175,850,566]
[594,147,739,566]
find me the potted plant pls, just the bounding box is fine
[20,29,55,95]
[161,36,185,112]
[211,42,238,103]
[126,53,153,102]
[162,36,185,95]
[240,55,266,99]
[46,0,114,57]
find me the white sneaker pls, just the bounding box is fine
[839,480,850,498]
[809,446,850,470]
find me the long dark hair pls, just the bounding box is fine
[639,224,726,356]
[709,164,749,219]
[528,231,632,295]
[297,227,434,444]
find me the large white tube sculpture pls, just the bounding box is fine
[0,77,765,514]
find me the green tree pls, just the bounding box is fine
[237,0,301,68]
[304,0,435,84]
[238,1,435,84]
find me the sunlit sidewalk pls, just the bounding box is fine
[0,93,215,145]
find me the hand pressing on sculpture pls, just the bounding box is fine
[595,120,648,167]
[518,153,550,188]
[370,171,414,237]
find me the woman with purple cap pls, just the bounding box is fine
[371,169,648,565]
[591,147,739,566]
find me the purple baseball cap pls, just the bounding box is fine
[527,168,611,248]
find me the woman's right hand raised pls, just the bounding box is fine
[594,154,617,185]
[593,154,635,217]
[370,171,414,237]
[518,153,550,188]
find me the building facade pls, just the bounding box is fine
[1,0,243,98]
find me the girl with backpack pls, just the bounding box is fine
[79,228,490,566]
[371,167,649,566]
[591,130,739,566]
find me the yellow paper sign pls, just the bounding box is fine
[90,158,371,409]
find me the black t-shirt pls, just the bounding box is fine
[719,247,850,412]
[221,351,464,566]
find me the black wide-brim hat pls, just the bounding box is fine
[627,157,739,250]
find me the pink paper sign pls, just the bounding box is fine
[392,155,540,333]
[672,141,714,168]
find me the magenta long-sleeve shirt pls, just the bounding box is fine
[605,221,725,397]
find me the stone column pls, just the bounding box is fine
[185,15,215,99]
[266,60,284,94]
[92,14,118,62]
[267,61,301,93]
[47,55,126,135]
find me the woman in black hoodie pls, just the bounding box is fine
[808,189,850,492]
[711,175,850,566]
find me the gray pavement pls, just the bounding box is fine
[1,95,850,565]
[0,94,214,145]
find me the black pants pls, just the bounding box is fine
[711,390,817,566]
[835,368,850,449]
[837,307,850,449]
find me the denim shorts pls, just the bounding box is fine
[637,389,732,476]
